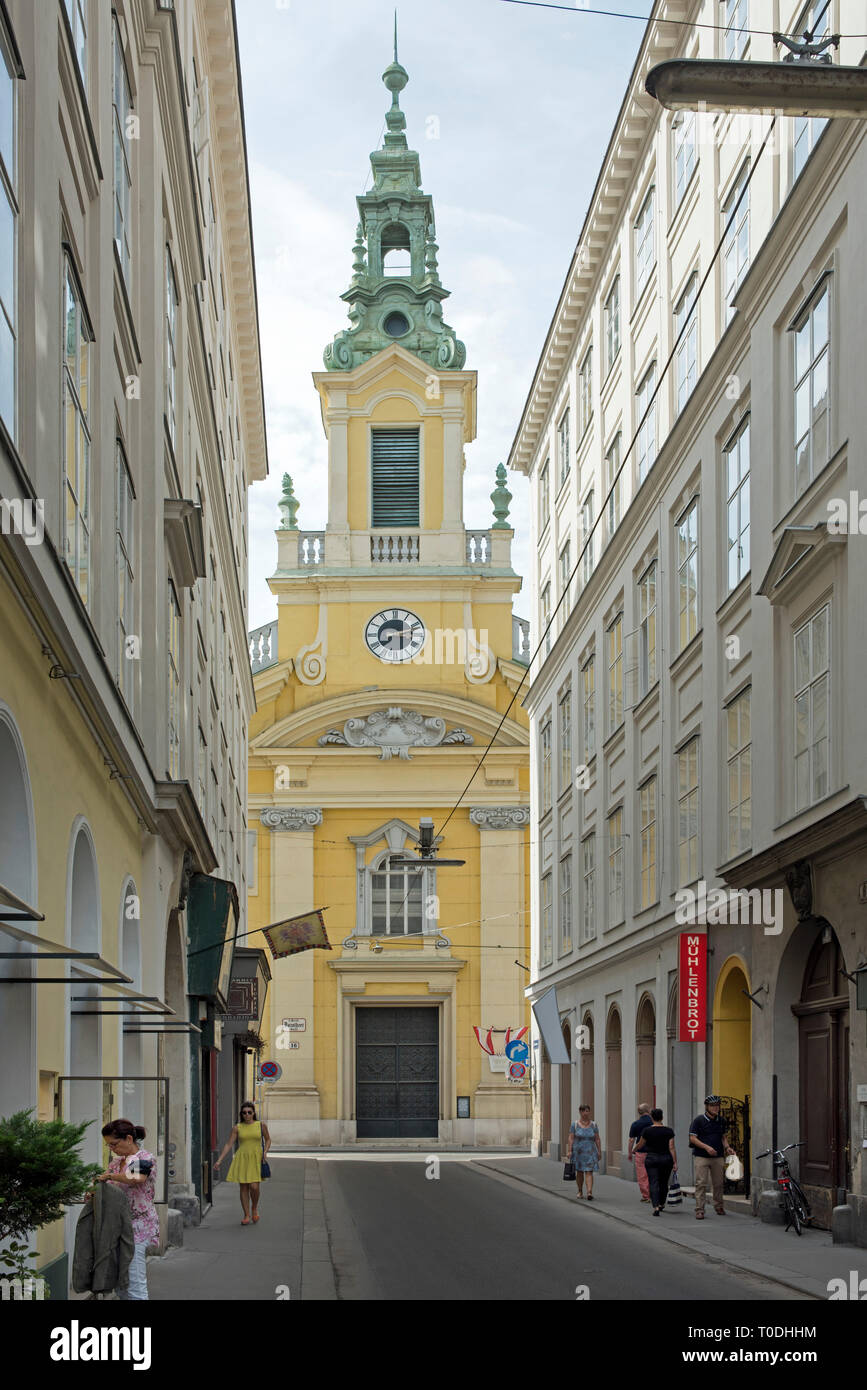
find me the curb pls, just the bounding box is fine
[470,1161,825,1301]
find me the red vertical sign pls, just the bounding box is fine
[678,932,707,1042]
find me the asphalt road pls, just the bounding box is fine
[319,1160,800,1301]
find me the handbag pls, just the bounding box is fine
[667,1170,683,1206]
[563,1160,575,1181]
[260,1123,271,1181]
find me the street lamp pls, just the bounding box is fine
[646,31,867,118]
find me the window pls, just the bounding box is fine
[0,24,17,436]
[539,458,550,531]
[578,347,593,440]
[167,581,181,778]
[581,836,596,944]
[607,808,624,927]
[582,655,595,762]
[112,20,133,284]
[604,277,620,376]
[674,273,698,414]
[371,855,424,935]
[541,580,551,656]
[673,110,696,208]
[560,540,571,614]
[637,560,657,697]
[165,248,178,446]
[557,408,570,487]
[541,873,553,966]
[64,0,88,91]
[371,428,420,526]
[634,189,655,300]
[62,256,92,607]
[676,499,699,650]
[559,688,572,791]
[605,433,622,542]
[677,738,700,886]
[724,0,748,59]
[540,716,552,813]
[197,724,207,813]
[725,416,750,590]
[381,222,411,278]
[581,492,594,587]
[636,363,656,484]
[116,444,135,706]
[606,613,623,734]
[794,605,830,811]
[639,778,657,909]
[793,4,828,179]
[722,162,750,322]
[726,689,751,857]
[559,855,572,956]
[794,282,829,494]
[247,828,258,895]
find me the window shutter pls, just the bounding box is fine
[371,429,420,527]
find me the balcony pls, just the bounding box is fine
[249,619,278,673]
[278,527,509,571]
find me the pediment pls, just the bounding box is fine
[757,524,845,605]
[250,687,528,753]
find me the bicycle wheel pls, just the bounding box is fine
[783,1189,802,1235]
[790,1182,811,1227]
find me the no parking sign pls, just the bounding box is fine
[258,1060,282,1084]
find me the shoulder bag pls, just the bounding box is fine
[260,1123,271,1180]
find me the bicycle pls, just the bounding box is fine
[755,1141,812,1235]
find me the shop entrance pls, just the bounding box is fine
[794,928,850,1192]
[355,1006,439,1138]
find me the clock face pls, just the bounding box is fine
[365,608,426,663]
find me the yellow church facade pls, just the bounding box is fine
[246,50,531,1145]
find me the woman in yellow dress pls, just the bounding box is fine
[214,1102,271,1225]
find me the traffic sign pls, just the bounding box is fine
[508,1061,527,1081]
[259,1060,282,1083]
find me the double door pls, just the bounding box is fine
[356,1007,439,1138]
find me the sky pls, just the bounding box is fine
[236,0,658,631]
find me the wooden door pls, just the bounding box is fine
[795,931,850,1191]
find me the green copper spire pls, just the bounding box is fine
[323,31,466,373]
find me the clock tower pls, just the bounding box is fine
[246,40,532,1148]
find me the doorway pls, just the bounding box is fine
[635,994,656,1110]
[559,1020,572,1154]
[605,1005,622,1168]
[794,929,850,1192]
[355,1006,439,1138]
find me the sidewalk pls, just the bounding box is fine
[472,1156,858,1300]
[146,1158,336,1301]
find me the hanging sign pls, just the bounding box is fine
[678,932,706,1042]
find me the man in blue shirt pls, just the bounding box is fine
[627,1103,654,1202]
[689,1095,735,1219]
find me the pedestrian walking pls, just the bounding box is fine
[689,1094,735,1219]
[568,1103,602,1200]
[214,1102,271,1225]
[97,1119,159,1300]
[633,1108,677,1215]
[627,1102,654,1202]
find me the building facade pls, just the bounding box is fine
[0,0,266,1291]
[509,0,867,1242]
[246,50,532,1147]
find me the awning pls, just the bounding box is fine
[532,985,571,1064]
[185,873,240,1004]
[0,915,132,984]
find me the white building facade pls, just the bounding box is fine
[510,0,867,1243]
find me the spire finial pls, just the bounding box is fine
[278,473,300,531]
[394,9,398,63]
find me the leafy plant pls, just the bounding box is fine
[0,1109,102,1293]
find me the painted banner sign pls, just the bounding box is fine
[678,932,707,1042]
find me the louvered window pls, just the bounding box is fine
[371,428,420,527]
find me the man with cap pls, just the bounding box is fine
[688,1095,735,1219]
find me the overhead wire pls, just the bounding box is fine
[495,0,864,39]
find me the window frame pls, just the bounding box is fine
[369,851,429,937]
[637,559,657,698]
[61,250,94,608]
[607,807,624,928]
[722,160,750,324]
[557,407,571,489]
[636,361,657,485]
[792,280,830,496]
[165,245,179,448]
[676,497,699,651]
[605,432,622,543]
[604,275,621,377]
[167,579,182,779]
[639,776,657,909]
[672,109,697,209]
[577,345,593,441]
[0,17,18,439]
[724,415,750,592]
[674,271,699,415]
[112,17,134,286]
[724,0,749,61]
[116,440,136,708]
[541,871,553,967]
[726,687,751,858]
[559,686,572,792]
[581,491,595,588]
[634,188,655,301]
[559,853,573,957]
[539,458,550,533]
[677,736,700,887]
[581,834,596,944]
[540,714,553,814]
[606,612,623,736]
[582,654,596,763]
[793,605,830,812]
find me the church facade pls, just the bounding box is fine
[246,48,532,1146]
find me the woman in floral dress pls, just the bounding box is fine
[97,1119,159,1300]
[569,1104,602,1200]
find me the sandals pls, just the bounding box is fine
[252,1212,260,1223]
[241,1217,251,1225]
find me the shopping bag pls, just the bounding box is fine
[725,1152,743,1182]
[667,1170,683,1205]
[563,1160,576,1181]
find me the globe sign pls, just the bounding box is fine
[504,1038,530,1066]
